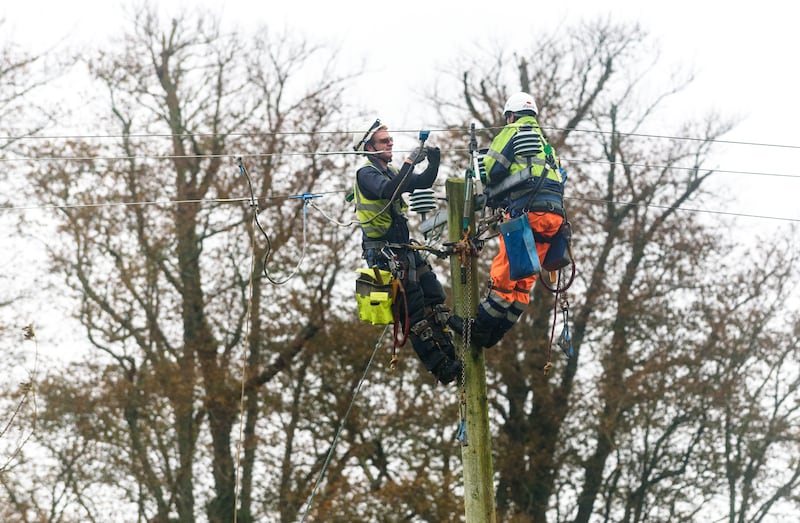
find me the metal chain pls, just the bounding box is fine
[462,261,471,384]
[457,245,472,447]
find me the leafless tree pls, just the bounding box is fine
[8,12,800,523]
[14,6,358,522]
[432,17,800,523]
[0,16,68,489]
[0,17,63,154]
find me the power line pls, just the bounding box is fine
[565,158,800,180]
[2,190,798,224]
[0,151,363,162]
[0,197,252,212]
[540,125,800,151]
[2,124,800,151]
[1,125,797,222]
[0,191,349,212]
[3,149,799,182]
[0,147,426,162]
[571,196,800,223]
[4,122,800,185]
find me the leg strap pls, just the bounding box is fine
[410,319,433,341]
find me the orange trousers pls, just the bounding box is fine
[489,211,564,304]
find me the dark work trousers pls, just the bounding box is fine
[364,248,453,371]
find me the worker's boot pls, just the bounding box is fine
[480,319,513,348]
[483,300,527,347]
[432,357,462,385]
[409,318,461,385]
[446,314,494,348]
[426,304,457,361]
[448,293,528,348]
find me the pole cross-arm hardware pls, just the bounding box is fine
[462,123,479,235]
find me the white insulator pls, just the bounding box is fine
[514,126,542,158]
[409,188,437,214]
[477,150,487,180]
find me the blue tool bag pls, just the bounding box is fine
[499,215,540,280]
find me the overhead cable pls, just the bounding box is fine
[2,124,800,151]
[3,150,799,181]
[2,191,798,224]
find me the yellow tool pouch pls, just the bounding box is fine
[355,268,395,325]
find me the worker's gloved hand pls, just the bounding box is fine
[424,146,440,165]
[474,193,487,209]
[409,147,427,165]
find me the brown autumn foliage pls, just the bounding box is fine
[2,10,800,523]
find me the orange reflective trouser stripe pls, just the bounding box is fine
[488,211,564,304]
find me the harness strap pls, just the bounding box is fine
[363,241,431,284]
[391,278,409,354]
[490,283,530,294]
[484,164,545,200]
[525,199,564,216]
[362,240,406,251]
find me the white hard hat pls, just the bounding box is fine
[503,92,538,116]
[353,118,387,152]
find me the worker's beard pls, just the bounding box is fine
[377,149,393,163]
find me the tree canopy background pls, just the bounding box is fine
[1,5,799,523]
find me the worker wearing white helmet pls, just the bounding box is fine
[351,119,461,385]
[503,91,539,116]
[450,92,569,348]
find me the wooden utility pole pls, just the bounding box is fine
[447,177,497,523]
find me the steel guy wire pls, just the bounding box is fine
[233,216,258,523]
[299,325,388,523]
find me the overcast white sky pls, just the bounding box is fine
[3,0,799,223]
[2,0,798,359]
